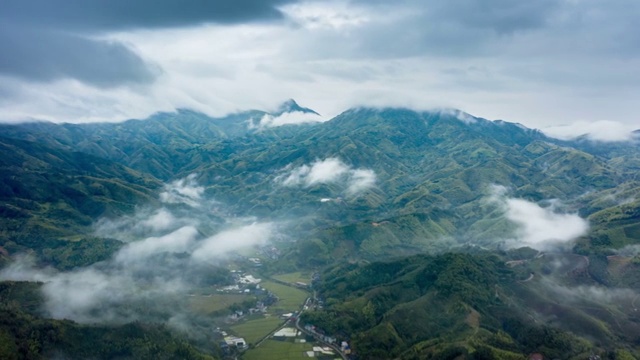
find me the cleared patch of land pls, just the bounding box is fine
[242,339,313,360]
[189,294,252,314]
[261,281,309,313]
[231,316,284,345]
[272,272,311,284]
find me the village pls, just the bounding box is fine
[188,254,350,360]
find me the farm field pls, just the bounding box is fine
[231,316,284,345]
[242,339,313,360]
[189,294,252,314]
[261,281,308,313]
[272,272,311,284]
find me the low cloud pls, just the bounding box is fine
[159,173,205,207]
[542,120,638,142]
[250,111,325,129]
[490,185,589,250]
[115,226,199,263]
[347,169,377,195]
[544,280,636,305]
[0,176,276,324]
[191,223,273,263]
[437,108,478,124]
[277,157,376,195]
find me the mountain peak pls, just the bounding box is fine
[274,99,320,116]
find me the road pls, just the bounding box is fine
[252,280,347,360]
[294,299,347,360]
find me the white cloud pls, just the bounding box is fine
[191,223,273,263]
[347,169,377,195]
[436,108,478,124]
[115,226,199,263]
[542,120,638,142]
[280,1,372,30]
[277,157,376,195]
[504,198,588,249]
[489,186,589,250]
[305,158,351,185]
[140,208,179,231]
[250,110,325,129]
[280,158,349,186]
[159,174,205,207]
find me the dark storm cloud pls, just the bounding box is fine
[0,24,158,87]
[286,0,561,61]
[0,0,295,87]
[372,0,557,57]
[1,0,293,30]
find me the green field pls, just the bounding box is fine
[261,281,309,313]
[242,340,313,360]
[231,316,284,345]
[189,294,252,314]
[272,272,311,284]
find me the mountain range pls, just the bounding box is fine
[1,100,640,359]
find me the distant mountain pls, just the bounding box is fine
[273,99,320,116]
[1,105,639,261]
[2,103,640,359]
[0,100,320,179]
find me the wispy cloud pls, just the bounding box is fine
[277,157,376,195]
[249,111,325,129]
[159,173,205,207]
[191,223,273,263]
[0,176,275,324]
[542,120,638,142]
[346,169,376,195]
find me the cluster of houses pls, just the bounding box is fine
[215,329,247,353]
[303,324,337,344]
[305,346,335,357]
[218,272,263,294]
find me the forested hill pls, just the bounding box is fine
[1,104,640,262]
[1,103,640,359]
[304,250,640,359]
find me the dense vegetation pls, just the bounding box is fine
[0,282,217,360]
[0,102,639,359]
[303,252,640,359]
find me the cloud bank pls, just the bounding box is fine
[0,176,275,324]
[0,0,292,88]
[542,120,638,142]
[277,157,376,195]
[1,0,639,130]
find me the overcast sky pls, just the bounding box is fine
[0,0,638,138]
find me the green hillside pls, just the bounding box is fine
[1,103,640,359]
[0,281,217,360]
[0,136,161,269]
[303,251,640,359]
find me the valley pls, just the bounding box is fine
[1,102,639,359]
